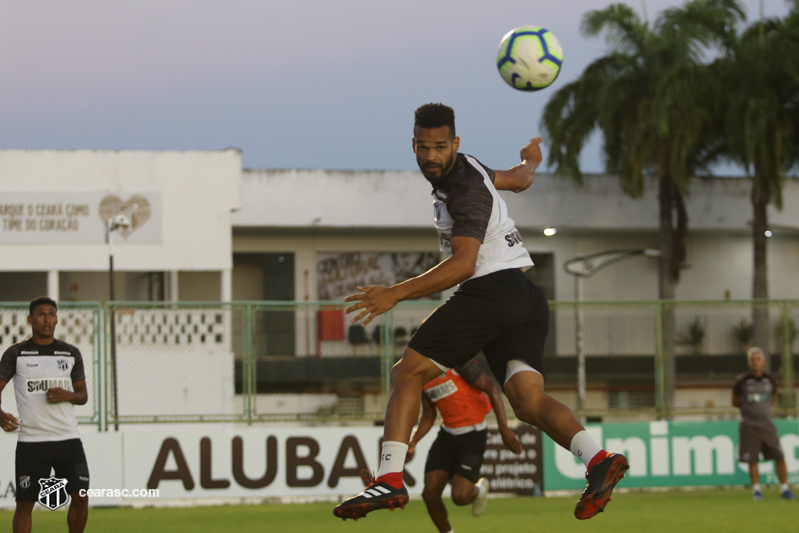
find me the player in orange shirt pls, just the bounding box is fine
[406,358,522,533]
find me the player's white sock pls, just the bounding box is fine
[569,430,603,469]
[752,483,762,492]
[377,441,408,477]
[780,483,789,492]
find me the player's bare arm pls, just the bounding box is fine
[493,137,543,193]
[474,372,523,454]
[0,379,20,431]
[48,380,88,406]
[407,395,437,461]
[344,236,481,325]
[732,394,740,408]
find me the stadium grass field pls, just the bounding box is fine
[1,488,794,532]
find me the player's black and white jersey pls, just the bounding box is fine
[0,338,85,442]
[429,153,533,280]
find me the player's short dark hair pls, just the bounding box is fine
[414,103,456,138]
[29,296,57,316]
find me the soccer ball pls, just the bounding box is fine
[496,26,563,92]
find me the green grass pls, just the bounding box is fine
[1,488,795,532]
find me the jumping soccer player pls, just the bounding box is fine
[333,103,628,522]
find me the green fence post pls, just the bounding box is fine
[245,303,254,426]
[654,302,667,419]
[94,303,103,432]
[103,302,112,431]
[781,303,796,413]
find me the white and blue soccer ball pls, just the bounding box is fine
[496,26,563,92]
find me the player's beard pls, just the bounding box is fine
[419,150,455,182]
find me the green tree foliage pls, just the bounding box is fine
[542,0,745,299]
[541,0,746,411]
[708,0,799,349]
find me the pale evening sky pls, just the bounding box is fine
[0,1,791,174]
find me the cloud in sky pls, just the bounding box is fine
[0,0,790,172]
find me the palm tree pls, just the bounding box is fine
[711,1,799,354]
[541,0,745,413]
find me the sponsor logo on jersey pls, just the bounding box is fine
[20,351,38,355]
[53,351,71,356]
[425,379,458,402]
[25,378,71,394]
[504,230,523,247]
[438,232,452,251]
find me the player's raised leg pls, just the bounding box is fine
[503,368,628,520]
[333,347,442,521]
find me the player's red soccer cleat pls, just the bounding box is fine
[574,453,629,520]
[333,470,409,521]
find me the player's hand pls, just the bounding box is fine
[344,285,399,326]
[0,410,20,432]
[520,137,543,169]
[47,387,72,403]
[406,440,417,462]
[501,427,523,455]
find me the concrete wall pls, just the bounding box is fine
[232,169,799,303]
[0,149,242,272]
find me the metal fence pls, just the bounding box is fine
[0,299,796,427]
[0,303,102,426]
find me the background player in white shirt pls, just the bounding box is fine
[0,296,90,533]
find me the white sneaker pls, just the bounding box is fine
[471,477,489,517]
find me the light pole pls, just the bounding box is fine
[563,249,660,418]
[106,214,130,431]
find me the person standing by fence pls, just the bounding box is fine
[733,346,796,501]
[0,296,91,533]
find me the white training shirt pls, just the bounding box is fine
[0,338,85,442]
[429,153,533,280]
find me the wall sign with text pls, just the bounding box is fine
[0,192,161,243]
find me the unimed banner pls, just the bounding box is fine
[543,420,799,491]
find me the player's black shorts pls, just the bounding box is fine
[15,439,90,501]
[738,420,784,463]
[425,428,488,483]
[408,268,549,385]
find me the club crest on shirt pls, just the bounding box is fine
[56,359,69,371]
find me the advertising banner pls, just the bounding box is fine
[0,424,542,507]
[543,420,799,491]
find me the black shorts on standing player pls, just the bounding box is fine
[15,439,90,501]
